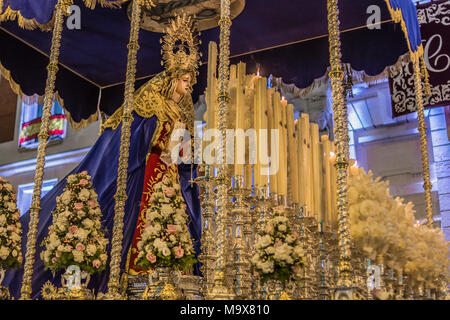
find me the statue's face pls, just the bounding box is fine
[175,73,192,96]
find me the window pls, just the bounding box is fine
[18,95,67,149]
[17,178,58,216]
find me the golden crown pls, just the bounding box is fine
[160,14,201,77]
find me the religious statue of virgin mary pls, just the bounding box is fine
[4,15,202,299]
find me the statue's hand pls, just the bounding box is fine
[160,151,174,166]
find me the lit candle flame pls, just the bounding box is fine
[256,68,260,77]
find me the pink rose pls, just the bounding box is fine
[146,253,157,263]
[292,232,299,240]
[8,225,16,232]
[167,225,177,234]
[51,257,58,264]
[13,212,20,220]
[144,221,152,228]
[293,265,301,275]
[164,187,175,198]
[274,239,283,248]
[173,246,184,259]
[69,225,78,234]
[74,203,84,210]
[79,179,89,186]
[92,259,102,268]
[265,224,274,234]
[149,195,156,203]
[87,200,97,208]
[75,243,85,251]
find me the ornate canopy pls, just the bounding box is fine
[0,0,421,128]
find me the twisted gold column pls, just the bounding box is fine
[105,0,150,298]
[413,60,433,225]
[326,0,353,292]
[209,0,234,300]
[19,0,68,300]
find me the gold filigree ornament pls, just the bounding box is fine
[160,14,201,78]
[41,281,60,300]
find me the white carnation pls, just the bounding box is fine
[160,204,174,217]
[72,250,84,263]
[68,175,77,184]
[256,235,272,249]
[61,190,72,205]
[293,245,304,258]
[265,246,275,255]
[86,244,97,256]
[82,218,94,229]
[6,202,16,211]
[79,188,90,201]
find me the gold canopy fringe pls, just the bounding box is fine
[0,60,99,130]
[0,0,127,31]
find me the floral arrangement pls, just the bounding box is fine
[251,207,305,284]
[135,175,196,271]
[0,177,23,270]
[348,167,449,286]
[41,171,109,275]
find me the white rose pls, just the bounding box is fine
[72,250,84,263]
[257,235,272,249]
[0,246,10,260]
[11,249,18,257]
[137,241,143,251]
[162,247,171,257]
[5,184,13,191]
[0,215,6,226]
[79,189,90,201]
[169,235,176,243]
[0,228,7,236]
[278,224,287,232]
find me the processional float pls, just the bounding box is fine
[0,0,446,300]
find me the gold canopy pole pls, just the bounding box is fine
[19,0,68,300]
[413,60,433,225]
[326,0,354,297]
[208,0,234,300]
[104,0,150,299]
